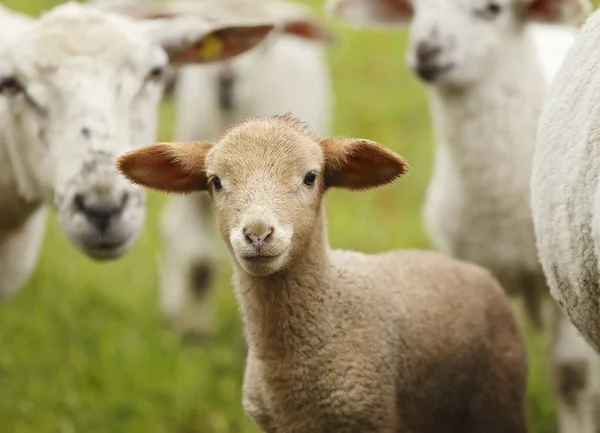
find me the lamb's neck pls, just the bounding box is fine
[429,32,546,156]
[233,208,336,360]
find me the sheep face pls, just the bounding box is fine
[115,114,408,276]
[328,0,590,86]
[0,2,274,260]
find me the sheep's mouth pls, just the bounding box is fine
[240,253,283,264]
[415,63,454,83]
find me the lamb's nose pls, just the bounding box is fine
[74,192,129,234]
[244,227,273,248]
[416,42,441,64]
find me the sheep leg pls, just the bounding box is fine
[159,193,218,337]
[550,304,600,433]
[0,207,47,298]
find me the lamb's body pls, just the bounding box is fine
[425,24,566,312]
[532,9,600,353]
[159,0,333,334]
[241,246,527,433]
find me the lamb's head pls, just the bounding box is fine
[0,2,274,260]
[116,114,408,276]
[328,0,590,86]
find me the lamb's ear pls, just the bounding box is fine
[522,0,591,24]
[142,18,275,65]
[116,142,212,194]
[326,0,413,27]
[321,137,409,190]
[282,19,339,44]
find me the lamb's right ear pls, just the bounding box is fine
[326,0,413,27]
[321,137,409,190]
[116,142,212,194]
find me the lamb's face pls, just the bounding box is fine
[205,120,325,277]
[0,11,164,259]
[405,0,520,85]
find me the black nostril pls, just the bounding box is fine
[417,43,441,63]
[81,127,91,138]
[74,192,130,234]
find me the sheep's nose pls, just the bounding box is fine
[74,192,129,234]
[416,42,441,65]
[244,227,273,248]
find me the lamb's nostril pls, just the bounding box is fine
[80,127,91,138]
[416,42,442,64]
[244,227,274,248]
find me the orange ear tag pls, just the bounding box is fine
[199,35,224,60]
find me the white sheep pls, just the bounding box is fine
[327,0,596,431]
[117,114,529,433]
[106,0,337,335]
[532,6,600,369]
[0,1,276,297]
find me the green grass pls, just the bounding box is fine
[0,1,570,432]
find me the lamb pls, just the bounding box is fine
[105,0,337,335]
[0,1,276,297]
[532,8,600,360]
[327,0,596,431]
[117,114,529,433]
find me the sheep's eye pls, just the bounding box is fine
[303,171,317,186]
[474,2,502,19]
[0,77,22,96]
[211,176,223,191]
[147,66,165,81]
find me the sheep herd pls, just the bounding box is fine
[1,0,600,431]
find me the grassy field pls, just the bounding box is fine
[0,0,571,432]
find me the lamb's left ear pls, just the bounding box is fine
[116,142,213,193]
[321,137,409,190]
[522,0,591,24]
[143,17,275,64]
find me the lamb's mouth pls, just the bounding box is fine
[240,252,283,264]
[415,63,454,83]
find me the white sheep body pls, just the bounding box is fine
[532,8,600,352]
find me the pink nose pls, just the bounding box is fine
[244,227,273,248]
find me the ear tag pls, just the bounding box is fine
[199,35,224,60]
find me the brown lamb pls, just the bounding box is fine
[116,114,529,433]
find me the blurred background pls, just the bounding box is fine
[0,0,570,432]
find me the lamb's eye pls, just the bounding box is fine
[147,66,165,81]
[0,77,22,96]
[474,1,502,19]
[211,176,223,191]
[303,171,317,186]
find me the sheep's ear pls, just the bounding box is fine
[143,18,275,65]
[326,0,413,27]
[522,0,591,23]
[282,19,339,44]
[116,142,212,194]
[321,137,409,190]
